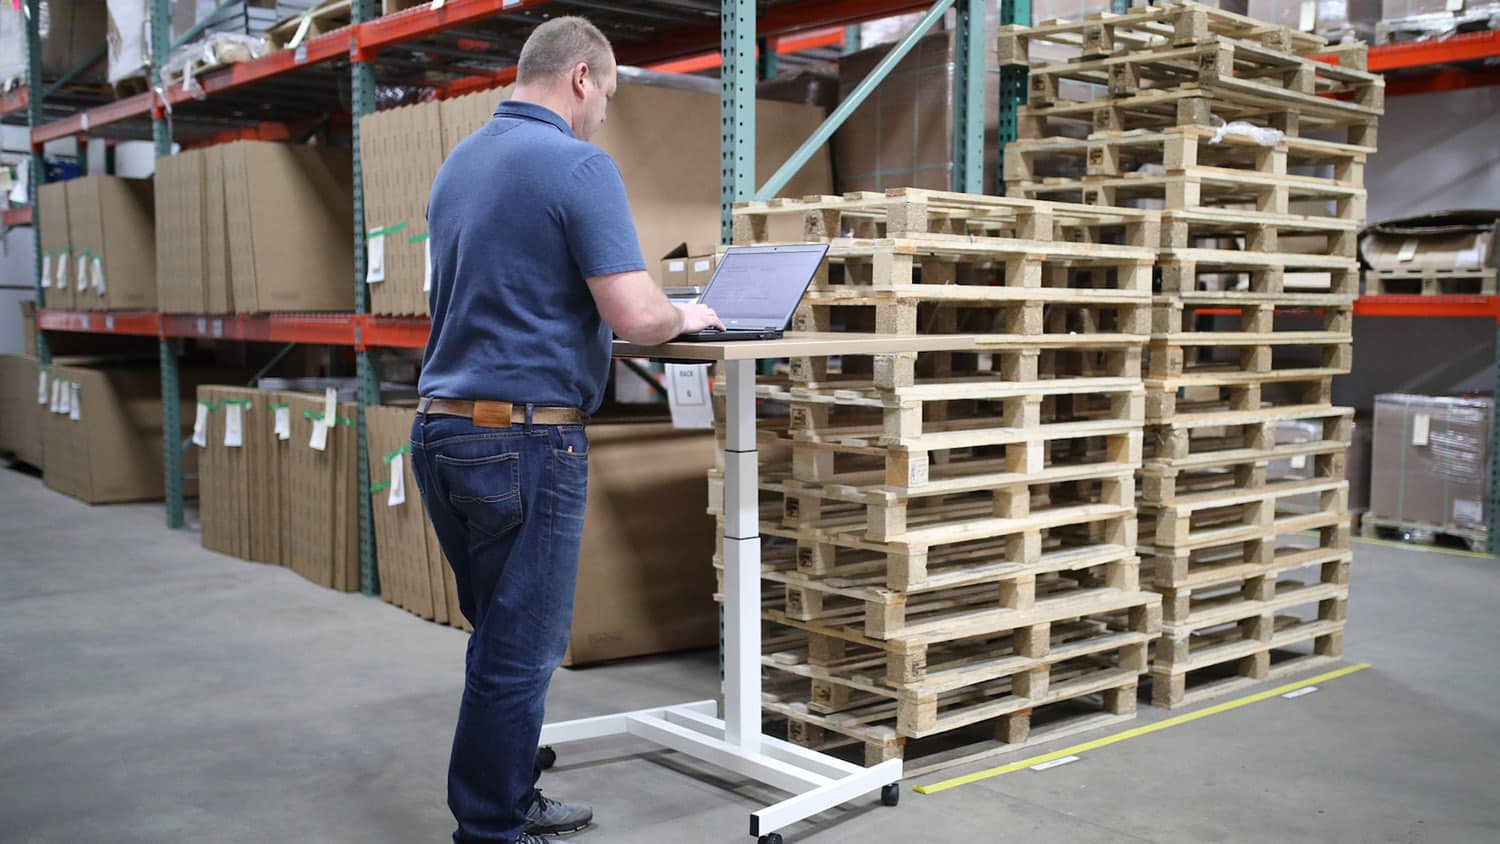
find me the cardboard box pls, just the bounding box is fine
[358,100,445,316]
[280,391,361,590]
[38,180,73,312]
[40,362,203,504]
[1369,394,1492,531]
[223,141,355,312]
[0,354,44,467]
[660,242,719,288]
[195,385,270,561]
[564,423,720,666]
[205,145,235,314]
[62,175,157,312]
[1348,414,1372,514]
[41,0,108,84]
[366,404,455,625]
[154,150,213,313]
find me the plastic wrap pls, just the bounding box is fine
[163,32,268,98]
[1369,393,1493,531]
[1376,2,1500,43]
[1209,119,1287,147]
[107,0,149,85]
[0,5,25,90]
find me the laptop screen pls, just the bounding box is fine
[698,245,828,330]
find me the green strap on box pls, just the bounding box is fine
[408,232,429,245]
[369,481,391,493]
[270,402,289,410]
[198,400,221,411]
[367,221,408,239]
[382,444,410,463]
[223,398,254,409]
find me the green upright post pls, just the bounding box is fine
[25,0,48,365]
[997,0,1032,185]
[147,0,185,529]
[952,0,986,194]
[1112,0,1131,13]
[352,0,381,597]
[721,0,755,245]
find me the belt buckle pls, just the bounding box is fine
[472,400,514,428]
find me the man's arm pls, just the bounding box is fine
[588,270,723,345]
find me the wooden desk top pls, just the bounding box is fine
[613,332,1001,362]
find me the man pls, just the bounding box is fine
[410,16,723,844]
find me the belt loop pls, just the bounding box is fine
[525,403,535,432]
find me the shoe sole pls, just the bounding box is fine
[527,819,592,836]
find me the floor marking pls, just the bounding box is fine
[1029,755,1080,772]
[1350,534,1493,560]
[1282,686,1318,699]
[913,663,1371,796]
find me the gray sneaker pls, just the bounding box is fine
[517,835,551,844]
[524,791,593,836]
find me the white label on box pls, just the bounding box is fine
[665,363,714,430]
[92,256,106,294]
[196,318,208,334]
[41,254,51,288]
[323,387,338,425]
[1412,412,1430,446]
[1454,498,1482,524]
[423,238,433,292]
[68,383,80,422]
[37,371,47,405]
[192,404,209,448]
[54,253,67,289]
[1298,0,1316,31]
[692,259,712,273]
[49,378,62,413]
[309,418,330,452]
[1290,454,1307,470]
[57,381,70,415]
[212,319,223,338]
[388,453,406,507]
[365,233,386,283]
[224,404,243,448]
[275,406,291,441]
[668,260,686,273]
[76,254,89,290]
[1396,238,1419,262]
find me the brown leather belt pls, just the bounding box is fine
[418,398,587,428]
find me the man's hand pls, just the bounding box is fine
[675,303,725,334]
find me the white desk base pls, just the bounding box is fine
[541,357,903,840]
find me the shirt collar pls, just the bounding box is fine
[494,100,576,139]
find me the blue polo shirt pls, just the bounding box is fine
[419,100,646,414]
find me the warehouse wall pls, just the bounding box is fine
[1364,85,1500,224]
[1335,318,1496,412]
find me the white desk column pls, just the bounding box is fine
[721,358,762,753]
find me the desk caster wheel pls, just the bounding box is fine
[757,835,783,844]
[537,746,557,771]
[881,783,901,806]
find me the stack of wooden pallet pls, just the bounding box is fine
[714,188,1163,772]
[1001,1,1382,708]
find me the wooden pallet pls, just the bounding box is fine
[1141,427,1350,503]
[1015,165,1367,220]
[997,2,1350,65]
[1158,251,1361,299]
[761,597,1158,739]
[1146,403,1353,462]
[1138,476,1348,549]
[1150,588,1346,708]
[1365,268,1498,297]
[1005,127,1371,188]
[732,188,1159,249]
[1359,513,1489,553]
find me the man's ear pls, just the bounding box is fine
[572,62,589,99]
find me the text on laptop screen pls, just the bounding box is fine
[700,248,825,328]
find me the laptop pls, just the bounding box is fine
[674,243,830,342]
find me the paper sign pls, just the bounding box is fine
[668,260,686,272]
[692,259,712,273]
[665,363,714,430]
[388,453,406,507]
[58,381,71,414]
[192,404,209,448]
[224,404,243,447]
[365,233,386,283]
[1396,238,1419,262]
[37,370,47,405]
[323,387,338,426]
[49,378,62,413]
[309,418,330,451]
[422,237,433,292]
[68,383,80,421]
[41,254,51,288]
[274,406,291,441]
[54,253,68,289]
[1411,413,1430,446]
[1298,0,1315,31]
[75,254,88,291]
[92,256,106,294]
[1454,498,1482,524]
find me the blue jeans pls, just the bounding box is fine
[409,411,589,844]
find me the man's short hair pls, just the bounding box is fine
[516,16,615,84]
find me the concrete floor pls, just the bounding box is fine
[2,464,1498,844]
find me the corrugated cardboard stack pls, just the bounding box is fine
[1363,394,1492,551]
[1003,1,1382,707]
[724,189,1163,771]
[357,80,833,313]
[156,142,354,314]
[62,175,157,312]
[0,354,44,468]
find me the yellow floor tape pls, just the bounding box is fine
[914,662,1372,796]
